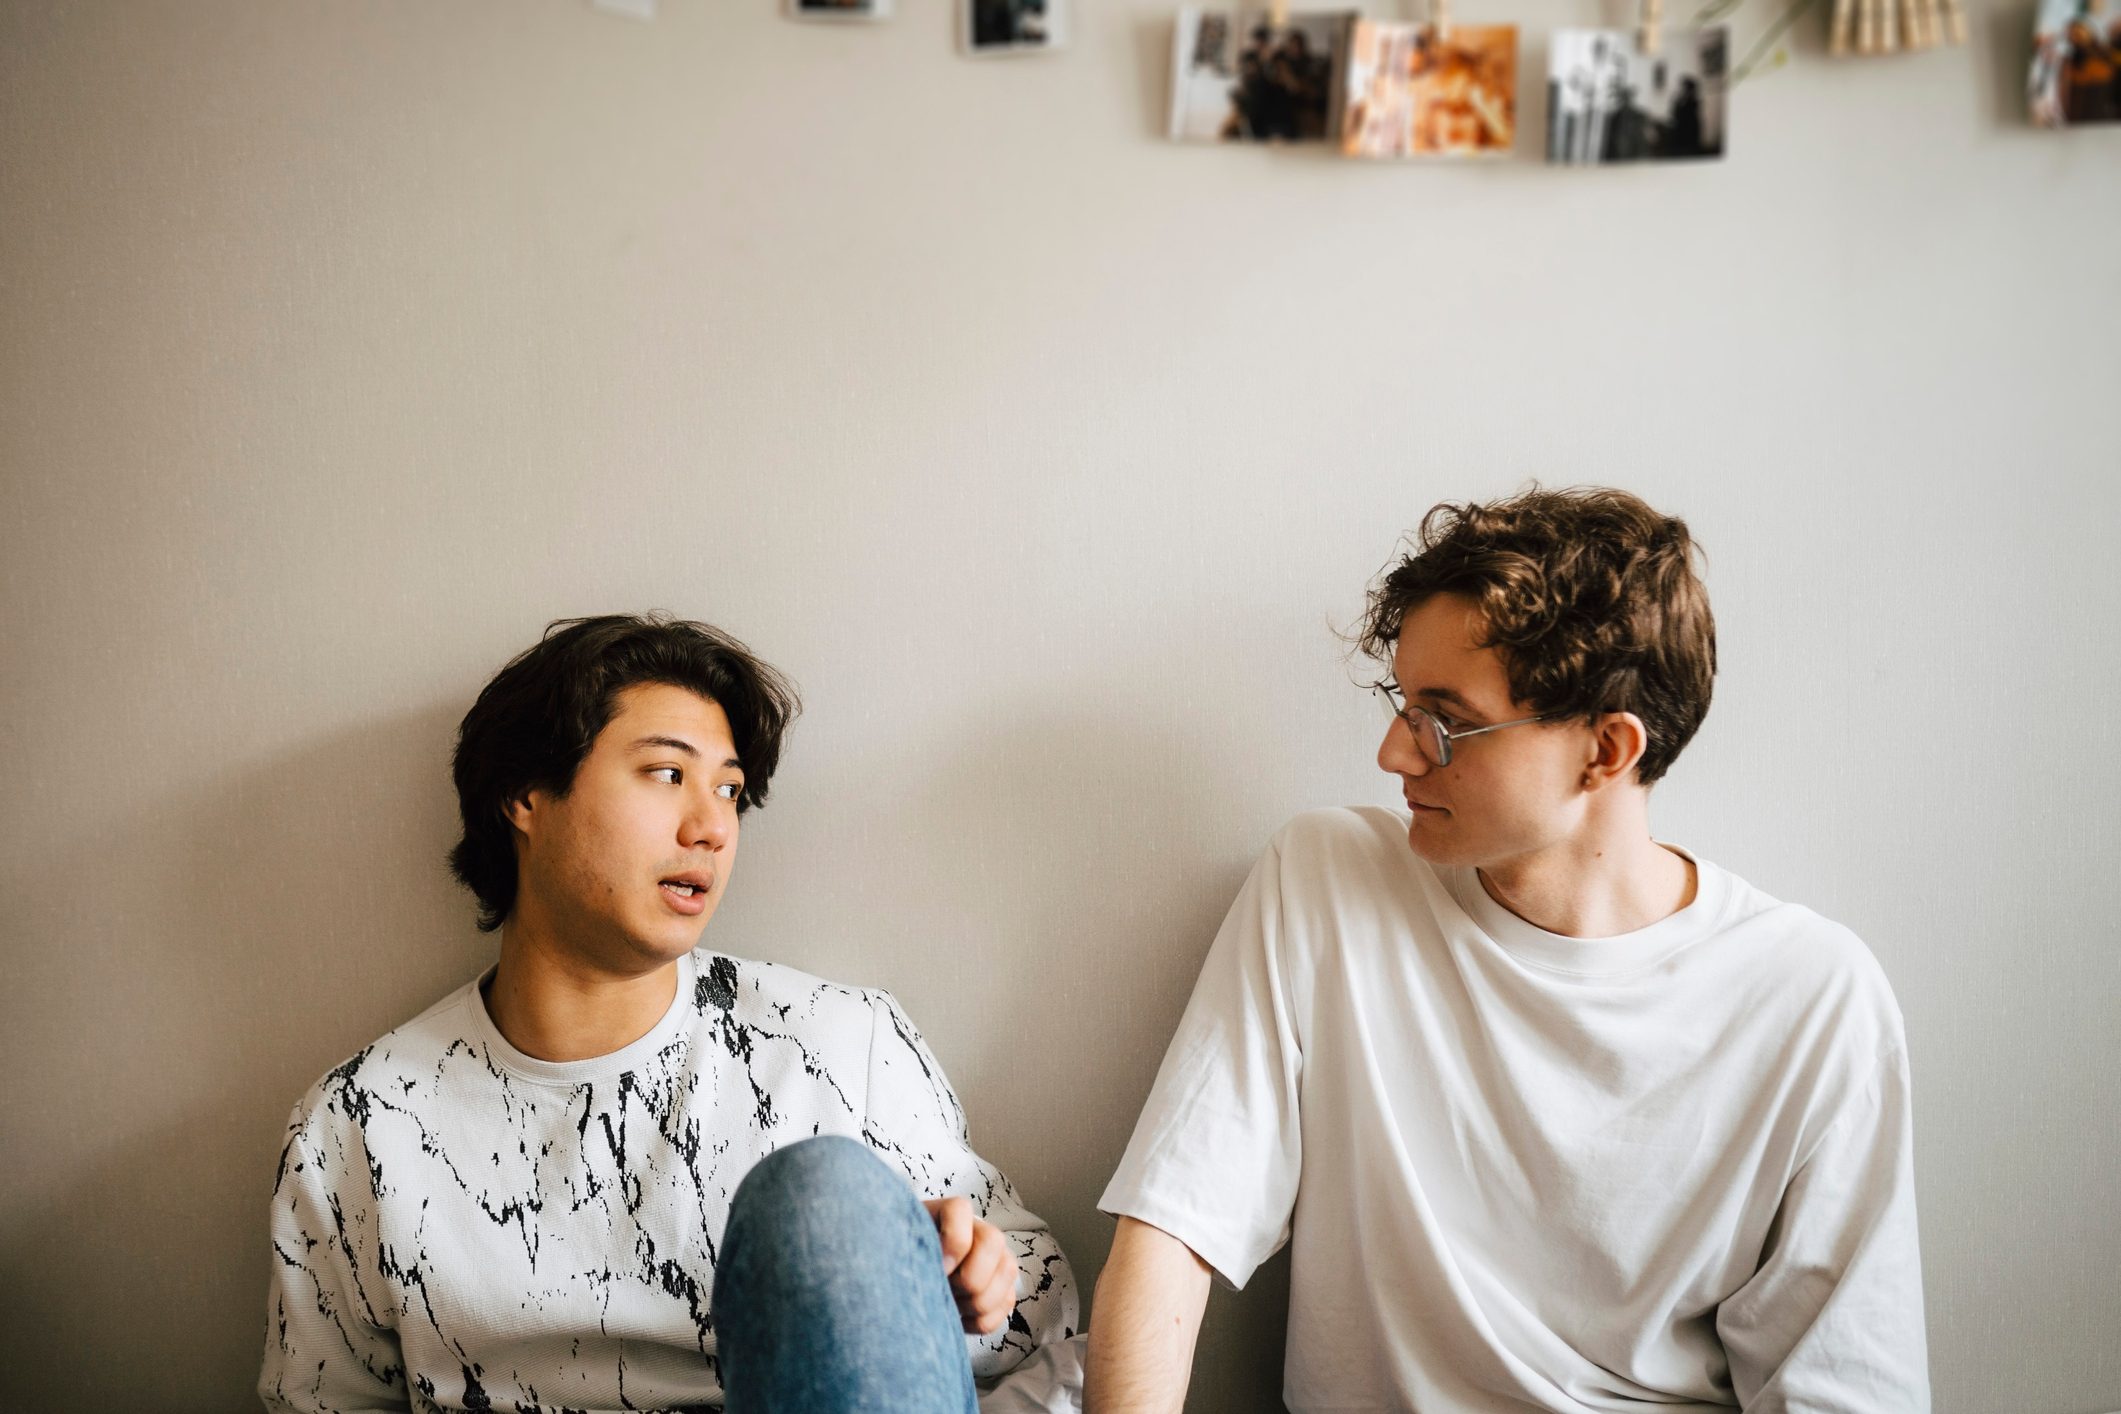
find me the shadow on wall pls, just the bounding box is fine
[3,679,1305,1411]
[890,695,1296,1414]
[1984,1,2037,127]
[0,703,476,1411]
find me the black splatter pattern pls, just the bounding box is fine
[260,950,1079,1413]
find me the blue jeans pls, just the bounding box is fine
[715,1135,980,1414]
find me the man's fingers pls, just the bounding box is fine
[954,1221,1019,1335]
[923,1200,1019,1334]
[954,1221,1008,1301]
[923,1195,974,1271]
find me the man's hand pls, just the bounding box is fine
[923,1195,1019,1336]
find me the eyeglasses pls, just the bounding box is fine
[1373,683,1557,768]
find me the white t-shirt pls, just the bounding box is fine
[1100,807,1928,1413]
[260,947,1082,1413]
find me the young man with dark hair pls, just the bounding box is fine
[259,615,1081,1414]
[1086,488,1928,1412]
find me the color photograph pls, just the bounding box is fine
[1170,8,1356,143]
[1548,27,1728,163]
[1338,20,1518,159]
[965,0,1066,54]
[2030,0,2121,126]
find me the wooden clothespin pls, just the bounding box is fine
[1839,0,1962,56]
[1432,0,1450,43]
[1269,0,1290,26]
[1640,0,1663,54]
[1899,0,1929,51]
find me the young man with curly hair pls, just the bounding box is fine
[1086,488,1927,1412]
[259,616,1080,1414]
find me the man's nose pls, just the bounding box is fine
[684,798,734,851]
[1377,719,1432,777]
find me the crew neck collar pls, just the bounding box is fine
[1441,844,1728,978]
[463,949,698,1084]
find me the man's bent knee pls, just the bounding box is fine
[724,1135,928,1259]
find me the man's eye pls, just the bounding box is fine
[716,781,743,801]
[650,767,682,785]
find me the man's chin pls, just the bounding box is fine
[625,917,713,966]
[1404,819,1469,867]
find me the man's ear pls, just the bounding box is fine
[503,789,539,837]
[1584,712,1650,790]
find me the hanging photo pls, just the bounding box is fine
[1170,9,1358,143]
[965,0,1067,53]
[1338,20,1517,158]
[1547,28,1728,163]
[2029,0,2121,126]
[786,0,891,20]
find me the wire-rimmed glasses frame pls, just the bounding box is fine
[1373,683,1558,768]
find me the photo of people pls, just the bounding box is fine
[1169,8,1356,143]
[786,0,891,21]
[1338,20,1518,158]
[2030,0,2121,126]
[965,0,1066,54]
[1547,27,1728,164]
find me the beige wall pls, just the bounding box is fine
[2,1,2117,1410]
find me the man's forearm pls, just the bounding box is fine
[1083,1217,1213,1414]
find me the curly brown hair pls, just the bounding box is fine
[1357,486,1715,786]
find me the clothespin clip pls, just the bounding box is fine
[1640,0,1663,53]
[1269,0,1289,25]
[1899,0,1929,51]
[1433,0,1450,42]
[1830,0,1855,53]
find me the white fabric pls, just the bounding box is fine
[1100,806,1928,1413]
[260,947,1080,1413]
[975,1333,1085,1414]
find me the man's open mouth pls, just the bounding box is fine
[661,881,706,897]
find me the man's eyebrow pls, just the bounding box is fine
[1409,686,1479,714]
[626,735,744,769]
[629,735,699,757]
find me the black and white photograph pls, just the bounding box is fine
[1547,27,1728,164]
[1169,8,1356,143]
[786,0,892,21]
[965,0,1067,54]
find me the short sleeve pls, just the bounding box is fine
[1716,1045,1931,1412]
[1097,837,1304,1290]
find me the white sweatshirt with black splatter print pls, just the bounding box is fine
[259,947,1080,1414]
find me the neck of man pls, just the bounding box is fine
[483,902,683,1063]
[1475,793,1697,940]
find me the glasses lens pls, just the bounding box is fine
[1415,710,1448,766]
[1378,689,1448,766]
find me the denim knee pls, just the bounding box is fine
[714,1137,976,1413]
[724,1135,931,1262]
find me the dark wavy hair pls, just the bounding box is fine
[447,614,800,931]
[1356,486,1715,786]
